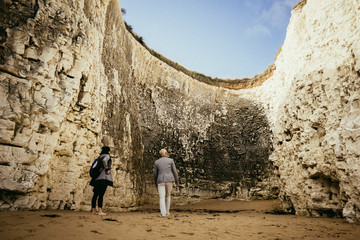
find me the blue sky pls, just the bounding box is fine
[120,0,298,79]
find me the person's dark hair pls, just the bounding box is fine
[101,146,110,154]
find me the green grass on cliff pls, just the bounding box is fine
[125,21,275,90]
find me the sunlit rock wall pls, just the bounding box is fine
[0,0,142,211]
[238,0,360,222]
[0,0,276,211]
[274,0,360,222]
[1,0,359,223]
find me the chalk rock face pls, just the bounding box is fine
[0,0,359,223]
[90,0,277,205]
[272,0,360,221]
[0,0,140,210]
[0,0,276,211]
[238,0,360,222]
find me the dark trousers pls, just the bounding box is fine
[91,184,108,208]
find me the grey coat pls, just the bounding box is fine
[95,153,113,186]
[154,157,179,184]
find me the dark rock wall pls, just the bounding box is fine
[135,86,276,203]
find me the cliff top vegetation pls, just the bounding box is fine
[124,21,275,90]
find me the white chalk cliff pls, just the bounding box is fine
[0,0,359,222]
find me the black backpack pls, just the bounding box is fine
[89,156,104,179]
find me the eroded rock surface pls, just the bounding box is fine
[237,0,360,222]
[0,0,359,222]
[0,0,276,212]
[271,0,360,221]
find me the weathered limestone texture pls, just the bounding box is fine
[273,0,360,222]
[94,0,277,204]
[0,0,141,211]
[0,0,276,212]
[0,0,359,223]
[237,0,360,222]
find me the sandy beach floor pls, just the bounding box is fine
[1,199,360,240]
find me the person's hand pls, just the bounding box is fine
[176,182,179,188]
[106,170,110,174]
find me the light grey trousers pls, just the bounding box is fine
[157,182,173,217]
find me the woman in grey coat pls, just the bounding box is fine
[90,146,113,215]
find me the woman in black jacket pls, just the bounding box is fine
[90,146,113,215]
